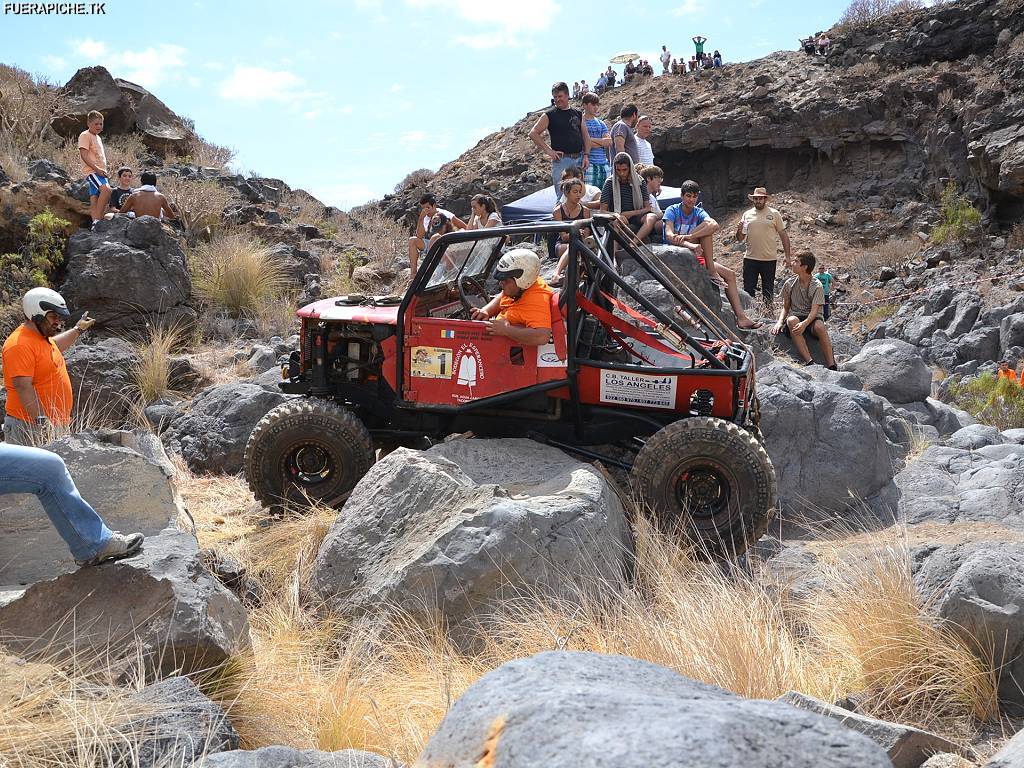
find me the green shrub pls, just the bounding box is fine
[932,182,981,244]
[947,372,1024,431]
[0,208,70,302]
[190,231,286,316]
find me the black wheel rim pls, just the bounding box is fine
[283,441,336,487]
[673,459,736,530]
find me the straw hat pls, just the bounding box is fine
[748,187,769,199]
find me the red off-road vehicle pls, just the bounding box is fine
[244,216,776,556]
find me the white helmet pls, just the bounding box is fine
[493,248,541,291]
[22,287,70,323]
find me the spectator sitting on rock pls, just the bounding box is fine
[551,178,592,286]
[606,66,617,88]
[470,249,553,346]
[624,60,636,83]
[3,288,95,447]
[0,442,145,567]
[640,165,666,242]
[998,359,1019,384]
[467,194,501,229]
[78,109,112,230]
[817,32,831,55]
[600,152,652,240]
[801,36,816,55]
[771,251,837,369]
[408,193,467,273]
[663,184,762,331]
[106,166,135,216]
[713,50,723,68]
[642,61,655,77]
[119,172,175,221]
[689,55,698,72]
[660,45,672,74]
[596,71,608,92]
[816,263,834,320]
[572,81,581,99]
[580,79,590,96]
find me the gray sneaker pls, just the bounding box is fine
[76,532,145,567]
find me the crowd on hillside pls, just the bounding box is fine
[569,38,727,100]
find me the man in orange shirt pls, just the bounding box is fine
[470,249,552,345]
[998,359,1020,385]
[3,288,94,446]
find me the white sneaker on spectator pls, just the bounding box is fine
[75,532,144,567]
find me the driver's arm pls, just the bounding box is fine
[471,295,501,320]
[494,323,550,346]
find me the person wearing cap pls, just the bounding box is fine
[736,187,792,306]
[997,359,1020,384]
[470,248,552,346]
[2,287,94,446]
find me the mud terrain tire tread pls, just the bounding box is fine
[244,398,374,514]
[631,417,777,558]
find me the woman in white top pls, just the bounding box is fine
[467,194,501,229]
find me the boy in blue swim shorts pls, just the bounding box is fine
[78,110,112,228]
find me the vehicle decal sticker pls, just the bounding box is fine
[599,371,677,409]
[410,346,454,379]
[537,343,567,368]
[453,343,485,394]
[441,329,455,338]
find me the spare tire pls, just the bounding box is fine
[244,398,374,515]
[631,416,776,558]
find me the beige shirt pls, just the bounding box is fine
[782,276,825,317]
[78,130,107,177]
[740,206,785,261]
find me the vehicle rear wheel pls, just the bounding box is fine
[631,417,776,559]
[244,398,374,514]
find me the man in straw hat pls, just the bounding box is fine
[736,186,792,306]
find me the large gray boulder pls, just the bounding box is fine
[0,527,251,677]
[60,216,196,333]
[985,726,1024,767]
[914,542,1024,705]
[778,692,959,768]
[162,379,290,473]
[125,676,239,767]
[842,339,933,404]
[200,747,402,767]
[895,443,1024,527]
[895,398,975,437]
[0,430,183,585]
[757,362,908,523]
[309,439,632,633]
[417,651,893,768]
[63,337,141,425]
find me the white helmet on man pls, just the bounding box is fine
[493,248,541,291]
[22,287,70,323]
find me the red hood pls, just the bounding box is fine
[297,297,400,325]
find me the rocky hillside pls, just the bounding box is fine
[385,0,1024,225]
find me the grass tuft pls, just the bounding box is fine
[190,231,287,317]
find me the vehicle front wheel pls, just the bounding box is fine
[631,417,777,559]
[244,398,375,514]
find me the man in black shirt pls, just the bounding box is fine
[529,81,590,193]
[107,166,135,214]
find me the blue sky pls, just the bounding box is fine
[2,0,849,209]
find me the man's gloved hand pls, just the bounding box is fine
[75,311,96,332]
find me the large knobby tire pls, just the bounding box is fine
[244,398,374,514]
[631,417,777,559]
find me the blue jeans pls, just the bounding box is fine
[0,443,112,561]
[551,154,582,192]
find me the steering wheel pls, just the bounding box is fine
[457,274,490,317]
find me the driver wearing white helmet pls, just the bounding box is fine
[2,287,95,445]
[470,248,553,346]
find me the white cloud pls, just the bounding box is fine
[301,109,322,120]
[218,66,311,103]
[670,0,703,15]
[75,37,107,57]
[308,182,379,210]
[42,55,66,71]
[70,39,187,88]
[389,83,403,93]
[404,0,559,47]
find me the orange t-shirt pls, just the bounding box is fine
[497,278,554,330]
[999,368,1019,384]
[78,129,106,177]
[2,324,73,424]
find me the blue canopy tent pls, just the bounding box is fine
[501,185,683,224]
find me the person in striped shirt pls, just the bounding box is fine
[581,93,611,189]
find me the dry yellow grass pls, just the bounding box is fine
[131,322,187,405]
[190,231,287,317]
